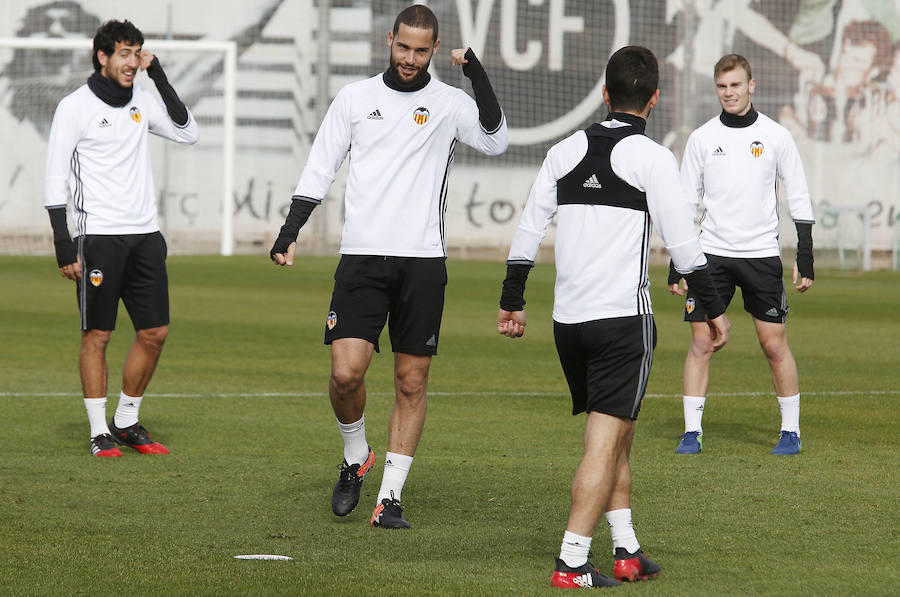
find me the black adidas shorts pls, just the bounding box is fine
[76,232,169,331]
[553,315,657,420]
[683,254,788,324]
[324,255,447,355]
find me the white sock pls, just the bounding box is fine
[606,508,640,554]
[683,395,706,433]
[376,452,413,504]
[777,394,800,434]
[559,530,592,568]
[337,416,369,465]
[114,392,142,428]
[84,397,110,438]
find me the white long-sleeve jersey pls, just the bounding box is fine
[293,74,508,257]
[681,111,814,258]
[44,83,198,236]
[507,116,708,324]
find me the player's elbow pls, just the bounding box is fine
[483,133,509,156]
[176,118,200,145]
[178,132,199,146]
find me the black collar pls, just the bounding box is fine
[719,106,758,128]
[87,71,133,107]
[382,66,431,92]
[604,112,647,133]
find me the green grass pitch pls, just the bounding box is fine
[1,255,898,596]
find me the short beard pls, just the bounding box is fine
[388,56,432,88]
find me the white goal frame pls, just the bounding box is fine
[0,37,238,255]
[814,204,873,271]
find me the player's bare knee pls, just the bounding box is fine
[330,368,364,398]
[81,329,111,352]
[760,337,790,362]
[394,367,428,399]
[137,326,168,351]
[689,335,715,358]
[394,372,428,403]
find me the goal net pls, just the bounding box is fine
[0,36,236,255]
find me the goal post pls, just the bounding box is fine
[812,204,874,271]
[0,37,237,255]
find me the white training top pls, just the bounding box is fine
[293,74,508,257]
[681,111,814,258]
[44,83,199,236]
[507,118,708,324]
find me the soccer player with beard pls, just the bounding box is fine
[270,4,508,529]
[44,20,198,457]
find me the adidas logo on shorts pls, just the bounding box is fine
[367,109,384,120]
[582,174,602,189]
[766,307,780,317]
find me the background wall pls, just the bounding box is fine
[1,0,898,265]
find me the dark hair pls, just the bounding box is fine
[604,46,659,112]
[92,19,144,71]
[714,54,752,81]
[393,5,438,42]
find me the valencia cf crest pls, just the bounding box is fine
[326,311,337,330]
[413,106,429,125]
[750,140,764,158]
[685,297,695,315]
[89,269,104,287]
[129,106,141,123]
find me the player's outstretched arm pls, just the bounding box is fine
[270,196,317,266]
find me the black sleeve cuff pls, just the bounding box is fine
[667,260,682,285]
[683,267,726,319]
[47,207,76,267]
[795,222,814,279]
[270,197,316,259]
[147,57,189,126]
[462,48,503,133]
[462,48,487,80]
[499,262,533,311]
[53,239,76,268]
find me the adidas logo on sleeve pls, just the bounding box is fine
[582,174,602,189]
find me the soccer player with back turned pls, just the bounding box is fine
[270,5,508,528]
[45,20,198,457]
[669,54,815,456]
[497,46,730,588]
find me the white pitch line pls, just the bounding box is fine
[2,390,900,399]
